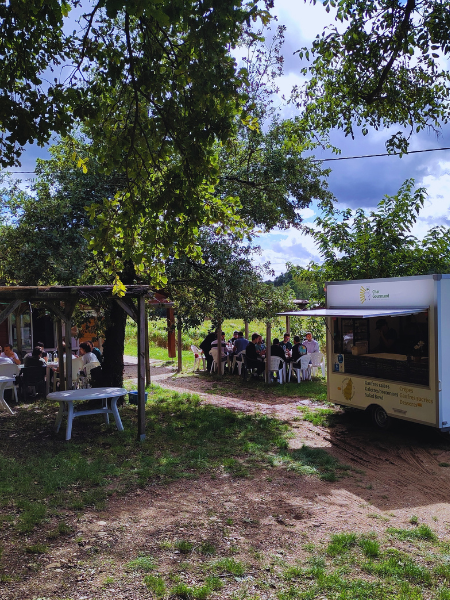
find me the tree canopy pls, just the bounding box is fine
[289,179,450,303]
[294,0,450,153]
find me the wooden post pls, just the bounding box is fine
[286,316,291,336]
[244,321,249,340]
[216,322,222,377]
[145,306,151,385]
[64,319,73,390]
[137,295,146,441]
[56,320,65,391]
[167,307,176,359]
[265,322,272,384]
[14,307,22,354]
[177,316,182,373]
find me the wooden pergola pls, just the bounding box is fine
[0,285,161,440]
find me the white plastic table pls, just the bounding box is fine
[0,376,15,415]
[47,387,126,440]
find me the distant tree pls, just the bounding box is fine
[290,179,450,303]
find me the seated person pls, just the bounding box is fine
[292,336,307,362]
[1,344,21,365]
[246,333,265,375]
[270,338,286,367]
[24,341,48,362]
[281,333,292,352]
[210,332,227,359]
[78,342,99,365]
[24,347,46,368]
[302,332,319,353]
[254,335,266,357]
[233,332,249,355]
[228,331,239,345]
[87,341,102,363]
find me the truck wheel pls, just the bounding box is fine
[371,405,391,429]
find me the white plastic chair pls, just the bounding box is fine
[0,363,19,403]
[209,348,226,373]
[269,356,285,384]
[290,359,302,383]
[310,352,325,377]
[300,354,312,381]
[79,361,101,388]
[232,350,246,375]
[191,345,206,371]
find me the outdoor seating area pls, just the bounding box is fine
[192,330,325,384]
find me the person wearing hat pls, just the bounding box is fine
[302,332,319,354]
[375,319,397,352]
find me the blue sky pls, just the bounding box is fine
[9,0,450,278]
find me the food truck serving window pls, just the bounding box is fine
[333,312,429,386]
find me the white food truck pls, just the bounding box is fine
[280,274,450,429]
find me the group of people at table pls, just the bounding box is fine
[0,341,102,394]
[199,330,320,377]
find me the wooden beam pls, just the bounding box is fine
[0,299,23,325]
[216,323,222,378]
[137,295,146,441]
[44,301,67,323]
[115,298,138,322]
[244,321,249,340]
[14,307,23,353]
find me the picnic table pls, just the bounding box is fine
[47,387,126,441]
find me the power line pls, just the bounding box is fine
[3,146,450,174]
[313,146,450,163]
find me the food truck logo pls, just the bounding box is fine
[342,377,355,401]
[360,286,371,304]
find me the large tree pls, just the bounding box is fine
[294,0,450,153]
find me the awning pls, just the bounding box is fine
[277,307,429,318]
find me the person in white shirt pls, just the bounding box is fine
[78,342,99,365]
[0,344,20,365]
[302,332,319,353]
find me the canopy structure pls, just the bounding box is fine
[277,307,429,318]
[0,285,170,441]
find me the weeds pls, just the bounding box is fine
[387,524,437,542]
[125,554,155,572]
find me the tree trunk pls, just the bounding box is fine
[101,299,127,388]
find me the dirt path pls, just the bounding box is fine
[3,364,450,599]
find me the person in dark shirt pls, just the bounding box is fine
[24,347,46,368]
[246,333,265,376]
[292,336,307,362]
[270,338,286,369]
[200,331,217,371]
[281,333,292,352]
[87,341,102,363]
[233,332,249,355]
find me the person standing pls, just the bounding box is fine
[200,331,217,372]
[302,332,319,353]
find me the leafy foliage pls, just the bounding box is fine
[294,0,450,153]
[290,179,450,302]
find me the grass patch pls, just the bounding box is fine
[276,445,352,481]
[125,554,155,572]
[363,549,432,583]
[0,388,293,532]
[326,533,357,556]
[25,543,48,554]
[359,535,380,558]
[209,557,246,576]
[387,524,437,542]
[143,574,166,597]
[175,540,194,554]
[170,582,211,599]
[297,406,336,427]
